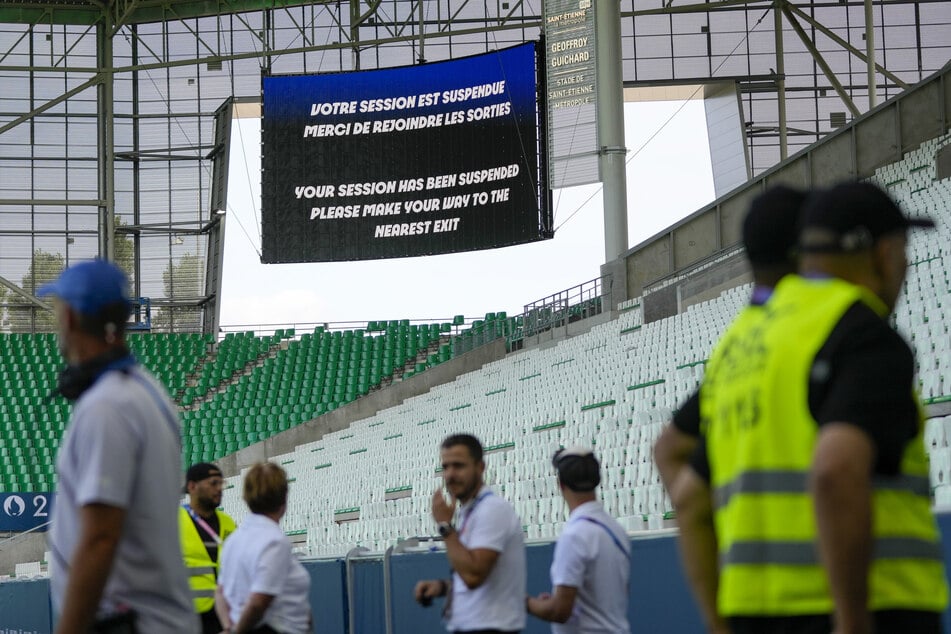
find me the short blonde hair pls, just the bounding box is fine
[243,462,288,514]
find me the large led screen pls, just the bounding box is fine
[261,42,551,262]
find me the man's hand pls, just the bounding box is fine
[414,579,446,606]
[431,488,456,523]
[526,586,577,623]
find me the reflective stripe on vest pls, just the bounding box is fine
[190,588,217,599]
[179,507,236,613]
[713,470,932,510]
[721,537,944,566]
[187,565,216,576]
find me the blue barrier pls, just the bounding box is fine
[304,559,346,634]
[5,514,951,633]
[0,577,51,633]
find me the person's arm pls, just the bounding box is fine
[443,534,499,589]
[215,585,232,631]
[230,593,275,634]
[656,392,701,495]
[526,586,578,623]
[54,504,126,634]
[413,578,450,604]
[810,423,874,634]
[431,488,501,589]
[655,425,698,495]
[671,466,730,634]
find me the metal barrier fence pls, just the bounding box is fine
[8,514,951,633]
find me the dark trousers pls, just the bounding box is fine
[730,610,941,634]
[452,630,520,634]
[199,608,223,634]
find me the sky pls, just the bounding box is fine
[218,99,716,330]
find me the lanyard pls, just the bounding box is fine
[183,504,222,545]
[128,370,183,448]
[458,489,493,536]
[578,516,630,560]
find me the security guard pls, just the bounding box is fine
[657,186,805,633]
[180,462,237,634]
[680,182,948,634]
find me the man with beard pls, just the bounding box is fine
[414,434,527,633]
[180,462,238,634]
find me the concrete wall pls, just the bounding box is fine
[218,339,508,477]
[0,533,47,577]
[618,64,951,300]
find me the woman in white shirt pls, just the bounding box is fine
[215,462,312,634]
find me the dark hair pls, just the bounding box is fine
[243,462,288,514]
[553,450,601,492]
[441,434,484,463]
[75,300,130,340]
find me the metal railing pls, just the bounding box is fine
[515,274,612,342]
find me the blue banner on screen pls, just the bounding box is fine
[261,42,551,262]
[0,493,53,532]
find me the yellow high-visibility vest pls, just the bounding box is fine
[179,506,237,613]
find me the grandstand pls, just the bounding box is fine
[1,122,949,557]
[2,1,951,632]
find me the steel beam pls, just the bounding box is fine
[775,0,788,160]
[0,198,103,205]
[785,4,909,90]
[598,1,630,261]
[865,0,877,107]
[783,6,860,118]
[97,11,115,262]
[0,275,52,311]
[106,19,539,74]
[0,74,101,136]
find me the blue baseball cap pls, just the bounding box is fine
[37,259,131,315]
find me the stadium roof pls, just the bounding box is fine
[1,0,950,333]
[0,0,324,25]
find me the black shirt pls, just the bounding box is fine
[688,301,918,481]
[672,390,701,436]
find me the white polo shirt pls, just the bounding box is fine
[448,487,527,633]
[219,513,311,634]
[50,364,197,633]
[550,500,630,634]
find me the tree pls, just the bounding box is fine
[113,216,135,282]
[152,252,204,332]
[1,220,132,334]
[10,249,64,332]
[0,284,9,331]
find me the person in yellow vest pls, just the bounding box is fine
[677,181,948,634]
[181,462,238,634]
[654,184,806,634]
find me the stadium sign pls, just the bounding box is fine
[261,42,552,263]
[544,0,600,188]
[0,493,53,532]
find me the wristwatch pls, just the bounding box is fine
[437,521,455,538]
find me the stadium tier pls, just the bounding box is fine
[0,316,521,491]
[210,132,951,556]
[2,134,949,557]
